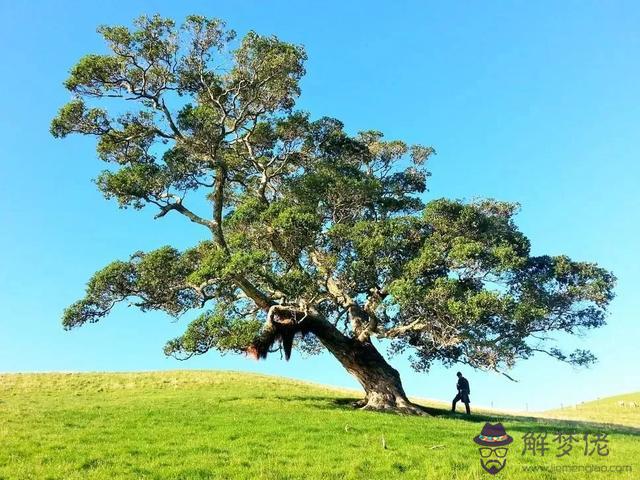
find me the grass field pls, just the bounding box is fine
[0,371,637,479]
[542,392,640,428]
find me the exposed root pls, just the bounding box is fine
[358,396,429,416]
[352,398,368,408]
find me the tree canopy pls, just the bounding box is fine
[52,15,615,411]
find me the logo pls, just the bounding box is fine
[473,423,513,475]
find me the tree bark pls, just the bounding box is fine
[309,315,427,415]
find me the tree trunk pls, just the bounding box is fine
[310,315,427,415]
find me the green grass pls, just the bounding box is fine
[542,392,640,428]
[0,371,637,479]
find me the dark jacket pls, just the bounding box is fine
[457,376,470,394]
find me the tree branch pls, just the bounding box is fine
[153,199,216,231]
[309,251,365,337]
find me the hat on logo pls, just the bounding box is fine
[473,423,513,447]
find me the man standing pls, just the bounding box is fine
[452,371,471,414]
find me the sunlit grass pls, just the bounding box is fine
[542,392,640,428]
[0,371,637,479]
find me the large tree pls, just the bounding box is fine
[52,15,615,414]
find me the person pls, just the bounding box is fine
[452,371,471,414]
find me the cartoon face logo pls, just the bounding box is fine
[473,423,513,475]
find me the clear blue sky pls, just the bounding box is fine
[1,0,638,411]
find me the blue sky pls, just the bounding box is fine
[1,0,638,411]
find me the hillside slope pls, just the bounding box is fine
[0,371,637,479]
[543,392,640,427]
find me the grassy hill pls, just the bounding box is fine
[0,371,637,479]
[542,392,640,428]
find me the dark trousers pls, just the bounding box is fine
[452,392,471,414]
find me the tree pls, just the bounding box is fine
[52,15,615,414]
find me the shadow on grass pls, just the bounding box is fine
[324,397,640,436]
[263,392,640,436]
[430,407,640,435]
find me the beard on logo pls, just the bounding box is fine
[481,459,506,474]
